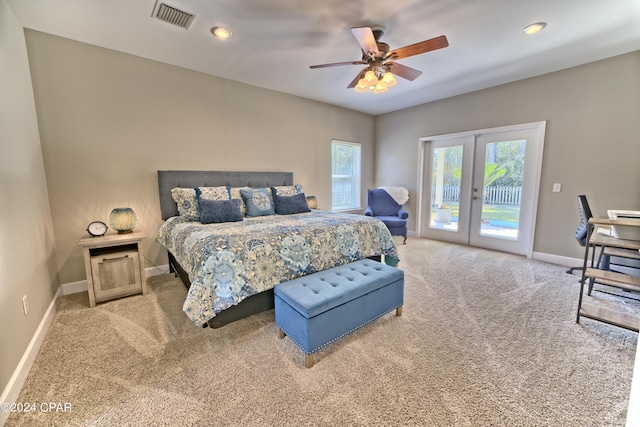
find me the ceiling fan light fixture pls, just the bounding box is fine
[373,82,388,94]
[363,70,378,85]
[354,80,370,93]
[523,22,546,35]
[311,26,449,94]
[211,26,233,39]
[381,71,397,87]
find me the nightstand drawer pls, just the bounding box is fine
[90,248,142,303]
[79,231,147,307]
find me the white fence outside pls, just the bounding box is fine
[441,185,522,206]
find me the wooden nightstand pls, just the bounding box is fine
[78,231,147,307]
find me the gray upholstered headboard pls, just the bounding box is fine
[158,170,293,220]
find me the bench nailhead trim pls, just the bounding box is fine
[276,304,401,355]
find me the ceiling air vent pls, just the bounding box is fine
[152,2,196,29]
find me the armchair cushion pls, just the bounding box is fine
[374,215,407,227]
[369,208,408,220]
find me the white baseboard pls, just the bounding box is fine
[532,252,582,268]
[60,264,170,295]
[0,287,61,426]
[146,264,171,278]
[534,252,640,277]
[60,279,87,295]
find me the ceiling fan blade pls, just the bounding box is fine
[310,60,366,69]
[351,27,379,57]
[386,62,423,81]
[347,67,368,88]
[387,35,449,60]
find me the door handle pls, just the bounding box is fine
[473,196,481,200]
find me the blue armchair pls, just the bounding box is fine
[364,188,408,244]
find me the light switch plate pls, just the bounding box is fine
[553,183,562,192]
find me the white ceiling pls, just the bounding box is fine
[8,0,640,115]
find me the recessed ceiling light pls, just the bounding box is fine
[211,26,232,39]
[523,22,547,35]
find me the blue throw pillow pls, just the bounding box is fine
[274,193,311,215]
[199,198,243,224]
[240,188,275,217]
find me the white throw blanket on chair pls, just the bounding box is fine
[379,186,409,206]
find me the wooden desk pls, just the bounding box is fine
[576,217,640,332]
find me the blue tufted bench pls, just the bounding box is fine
[274,258,404,368]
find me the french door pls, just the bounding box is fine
[418,122,546,256]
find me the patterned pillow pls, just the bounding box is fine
[271,185,302,197]
[199,198,243,224]
[229,186,250,216]
[196,186,229,201]
[171,187,199,220]
[240,188,276,217]
[274,193,311,215]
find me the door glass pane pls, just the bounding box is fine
[430,145,462,231]
[479,140,526,240]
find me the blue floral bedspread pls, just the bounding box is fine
[157,210,399,325]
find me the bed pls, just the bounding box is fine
[157,170,399,328]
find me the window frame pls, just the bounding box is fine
[331,140,362,211]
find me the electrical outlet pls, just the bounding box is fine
[552,183,562,192]
[22,295,29,316]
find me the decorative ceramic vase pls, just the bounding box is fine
[109,207,138,234]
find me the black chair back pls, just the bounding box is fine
[574,195,593,247]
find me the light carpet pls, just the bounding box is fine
[6,238,639,426]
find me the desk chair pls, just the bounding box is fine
[567,195,594,275]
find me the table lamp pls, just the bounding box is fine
[109,207,138,234]
[306,196,318,210]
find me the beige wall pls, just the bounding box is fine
[24,30,376,285]
[376,51,640,260]
[0,1,59,398]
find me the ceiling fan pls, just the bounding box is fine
[310,26,448,93]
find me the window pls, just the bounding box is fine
[331,140,361,211]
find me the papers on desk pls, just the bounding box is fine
[611,226,640,241]
[607,210,640,241]
[596,227,613,236]
[607,209,640,220]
